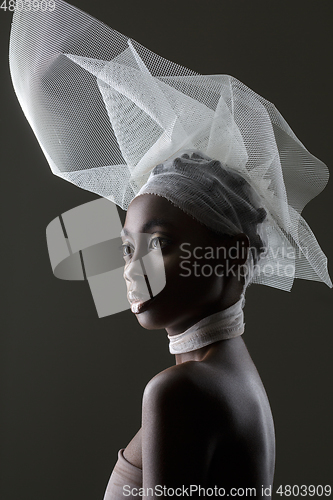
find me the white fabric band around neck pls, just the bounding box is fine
[167,294,245,354]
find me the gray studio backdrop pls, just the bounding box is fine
[1,1,332,499]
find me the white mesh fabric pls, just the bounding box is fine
[9,0,332,291]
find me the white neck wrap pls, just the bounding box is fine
[168,295,245,354]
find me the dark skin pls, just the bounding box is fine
[121,194,275,498]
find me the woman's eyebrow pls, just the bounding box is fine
[122,218,174,236]
[142,218,175,232]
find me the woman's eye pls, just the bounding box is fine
[120,244,134,258]
[149,237,169,250]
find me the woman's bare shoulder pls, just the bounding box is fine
[143,353,272,436]
[141,363,224,485]
[142,361,231,425]
[144,361,211,401]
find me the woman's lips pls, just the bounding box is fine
[128,291,155,314]
[130,299,152,314]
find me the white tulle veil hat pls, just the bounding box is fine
[9,0,332,292]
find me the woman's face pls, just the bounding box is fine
[122,194,243,335]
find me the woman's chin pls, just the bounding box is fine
[133,310,166,330]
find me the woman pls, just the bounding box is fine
[9,1,332,499]
[103,152,275,498]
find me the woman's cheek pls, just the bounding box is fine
[141,250,168,297]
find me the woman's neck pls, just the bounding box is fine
[166,287,244,337]
[167,294,245,359]
[175,343,215,364]
[174,335,245,365]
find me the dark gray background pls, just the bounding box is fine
[1,1,332,499]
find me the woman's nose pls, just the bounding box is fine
[122,234,149,285]
[123,256,154,300]
[123,257,146,285]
